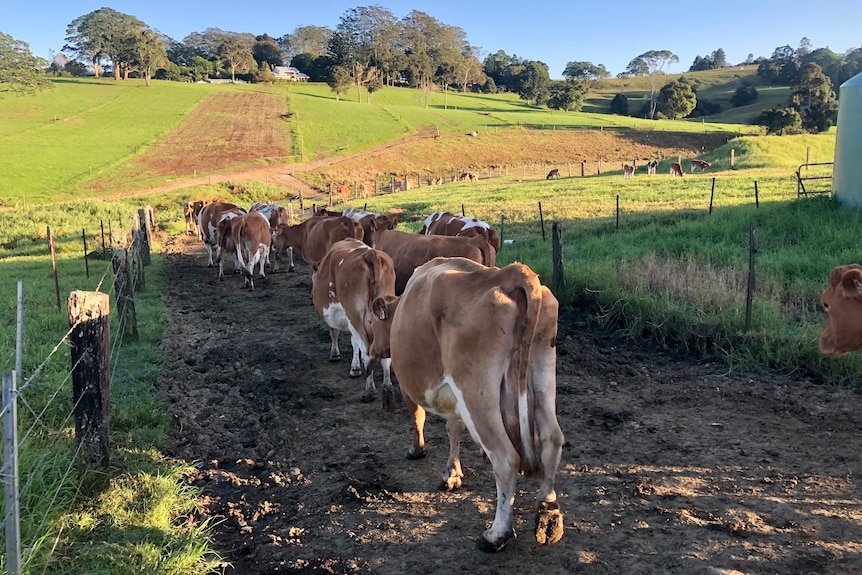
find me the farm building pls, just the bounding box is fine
[272,66,309,81]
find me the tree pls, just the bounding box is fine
[290,53,328,81]
[756,107,803,135]
[562,61,609,89]
[327,65,351,100]
[730,84,759,107]
[133,28,167,86]
[0,32,52,94]
[711,48,727,68]
[514,60,550,105]
[790,63,837,133]
[626,50,679,118]
[610,93,629,115]
[218,32,255,81]
[253,34,283,67]
[547,78,588,111]
[279,26,333,61]
[657,77,696,119]
[65,8,147,79]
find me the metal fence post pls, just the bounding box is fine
[3,370,21,575]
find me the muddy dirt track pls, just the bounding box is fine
[159,234,862,575]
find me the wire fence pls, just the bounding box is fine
[1,207,153,574]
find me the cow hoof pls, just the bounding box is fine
[360,390,375,403]
[476,529,515,553]
[328,354,341,362]
[437,475,462,491]
[381,387,396,413]
[406,446,427,460]
[535,501,564,546]
[349,367,363,378]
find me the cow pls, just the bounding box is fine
[343,207,399,247]
[647,160,659,175]
[819,264,862,357]
[374,228,495,295]
[366,257,564,553]
[311,238,398,403]
[272,215,363,274]
[669,162,684,177]
[420,211,501,252]
[361,182,375,198]
[459,172,478,181]
[623,162,637,179]
[219,211,271,290]
[546,168,561,179]
[691,159,712,173]
[183,201,196,235]
[251,202,292,271]
[197,201,247,267]
[337,184,351,203]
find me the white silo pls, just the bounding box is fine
[833,72,862,207]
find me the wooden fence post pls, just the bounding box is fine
[616,195,620,230]
[68,291,111,468]
[111,249,138,340]
[100,220,107,260]
[130,219,146,291]
[552,222,565,294]
[709,177,716,215]
[539,202,546,241]
[47,226,61,309]
[581,161,585,177]
[137,208,151,265]
[499,215,505,246]
[82,229,90,279]
[744,225,757,332]
[730,148,735,167]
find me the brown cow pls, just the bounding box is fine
[374,228,495,295]
[546,168,560,179]
[251,202,292,271]
[337,184,351,203]
[311,239,398,403]
[819,264,862,357]
[623,161,636,179]
[367,257,564,552]
[420,211,501,252]
[219,211,271,290]
[198,201,247,267]
[361,182,375,198]
[690,159,712,173]
[342,208,399,247]
[670,162,684,177]
[183,201,197,235]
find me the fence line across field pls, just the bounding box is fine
[2,208,153,574]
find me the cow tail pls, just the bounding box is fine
[502,265,543,477]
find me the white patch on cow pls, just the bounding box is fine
[460,218,489,231]
[346,321,369,374]
[429,375,492,458]
[422,212,446,233]
[322,302,350,332]
[338,258,345,266]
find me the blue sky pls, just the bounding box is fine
[2,1,861,79]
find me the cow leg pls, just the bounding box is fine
[287,246,295,272]
[439,418,465,491]
[403,396,427,460]
[204,243,215,267]
[380,358,395,413]
[328,327,341,362]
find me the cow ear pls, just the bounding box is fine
[840,267,862,296]
[372,297,387,320]
[311,261,319,272]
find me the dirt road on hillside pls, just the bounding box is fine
[159,233,862,575]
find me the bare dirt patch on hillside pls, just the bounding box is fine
[160,234,862,575]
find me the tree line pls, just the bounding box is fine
[2,6,862,134]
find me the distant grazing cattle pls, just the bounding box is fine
[420,211,501,252]
[197,201,247,267]
[459,172,478,181]
[669,162,684,177]
[647,160,658,175]
[623,162,637,179]
[546,168,561,179]
[361,182,375,198]
[819,264,862,357]
[374,228,495,295]
[337,184,351,203]
[311,239,398,404]
[367,257,565,552]
[690,159,712,173]
[219,212,271,290]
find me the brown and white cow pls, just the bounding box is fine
[691,159,712,173]
[420,211,501,252]
[669,162,685,177]
[219,211,271,290]
[251,202,292,271]
[623,161,637,179]
[312,239,398,403]
[272,216,364,276]
[367,257,564,552]
[198,201,247,267]
[342,207,399,247]
[819,264,862,357]
[374,228,495,295]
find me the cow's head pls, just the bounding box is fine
[819,264,862,357]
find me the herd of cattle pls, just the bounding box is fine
[182,197,564,552]
[545,158,712,180]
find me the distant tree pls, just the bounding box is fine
[796,37,812,60]
[609,93,629,115]
[755,107,803,135]
[657,77,696,119]
[0,32,52,94]
[63,59,89,77]
[711,48,727,68]
[626,50,679,118]
[365,66,383,103]
[730,84,759,107]
[218,32,255,81]
[253,35,283,67]
[290,53,328,81]
[327,65,351,100]
[689,55,713,72]
[514,60,551,105]
[190,55,214,81]
[65,8,147,79]
[547,78,588,111]
[133,28,167,86]
[691,99,722,117]
[562,61,609,89]
[279,25,333,61]
[254,61,275,83]
[790,63,837,133]
[757,44,795,84]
